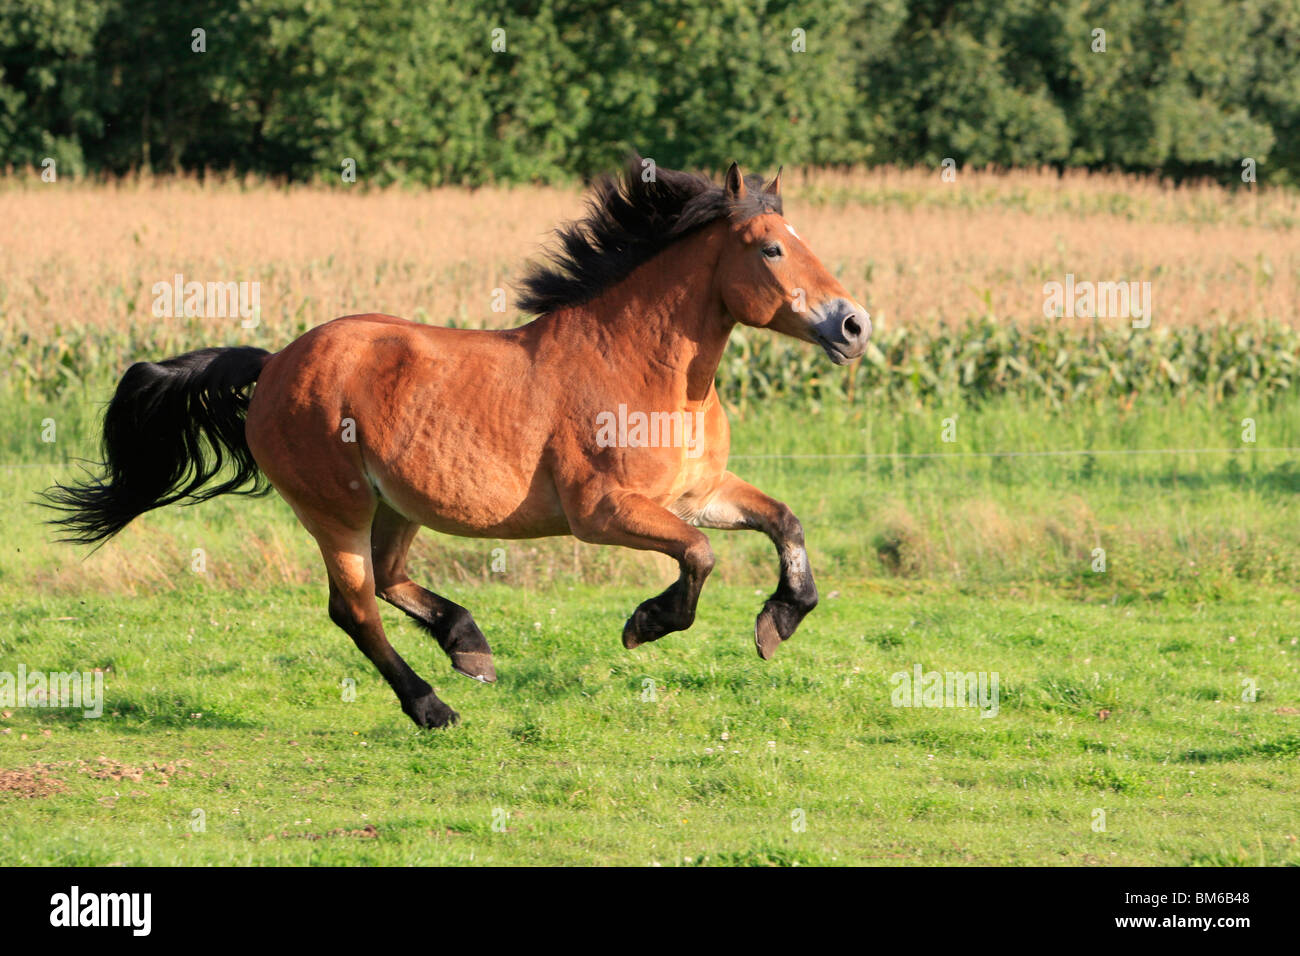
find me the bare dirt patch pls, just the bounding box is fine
[263,824,379,842]
[0,764,65,798]
[78,756,192,785]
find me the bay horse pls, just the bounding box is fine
[44,159,870,728]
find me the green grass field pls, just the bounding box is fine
[2,389,1299,865]
[1,583,1297,865]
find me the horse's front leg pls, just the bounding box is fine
[566,490,715,649]
[696,471,818,659]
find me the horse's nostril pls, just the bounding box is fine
[844,315,862,339]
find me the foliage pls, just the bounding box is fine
[2,0,1297,184]
[723,318,1300,409]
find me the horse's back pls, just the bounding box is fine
[246,313,565,537]
[253,312,533,413]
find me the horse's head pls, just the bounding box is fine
[715,163,870,365]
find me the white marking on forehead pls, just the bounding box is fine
[785,223,801,240]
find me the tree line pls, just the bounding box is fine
[3,0,1296,185]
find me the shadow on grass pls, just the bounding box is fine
[1175,734,1300,763]
[1097,458,1300,495]
[689,845,832,866]
[833,455,1300,496]
[25,695,261,731]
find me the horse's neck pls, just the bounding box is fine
[545,227,733,405]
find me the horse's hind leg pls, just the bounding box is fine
[317,525,459,728]
[370,503,497,683]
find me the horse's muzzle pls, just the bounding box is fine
[810,298,871,365]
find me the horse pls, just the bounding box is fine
[43,159,871,728]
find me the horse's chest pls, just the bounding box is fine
[594,400,727,496]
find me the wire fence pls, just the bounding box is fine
[4,445,1300,469]
[729,446,1300,461]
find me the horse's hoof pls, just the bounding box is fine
[403,692,459,729]
[755,609,782,660]
[755,600,804,660]
[622,605,673,650]
[451,651,497,683]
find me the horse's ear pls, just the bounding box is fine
[724,162,747,199]
[765,166,782,197]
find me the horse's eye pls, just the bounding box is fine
[762,242,784,260]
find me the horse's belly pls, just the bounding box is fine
[368,459,569,539]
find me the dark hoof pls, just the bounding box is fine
[451,650,497,683]
[754,600,807,660]
[402,692,459,729]
[622,605,673,650]
[622,616,646,650]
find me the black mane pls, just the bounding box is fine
[516,156,781,315]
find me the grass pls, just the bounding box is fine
[2,391,1299,865]
[1,582,1297,866]
[6,391,1299,596]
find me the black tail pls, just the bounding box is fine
[41,346,272,546]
